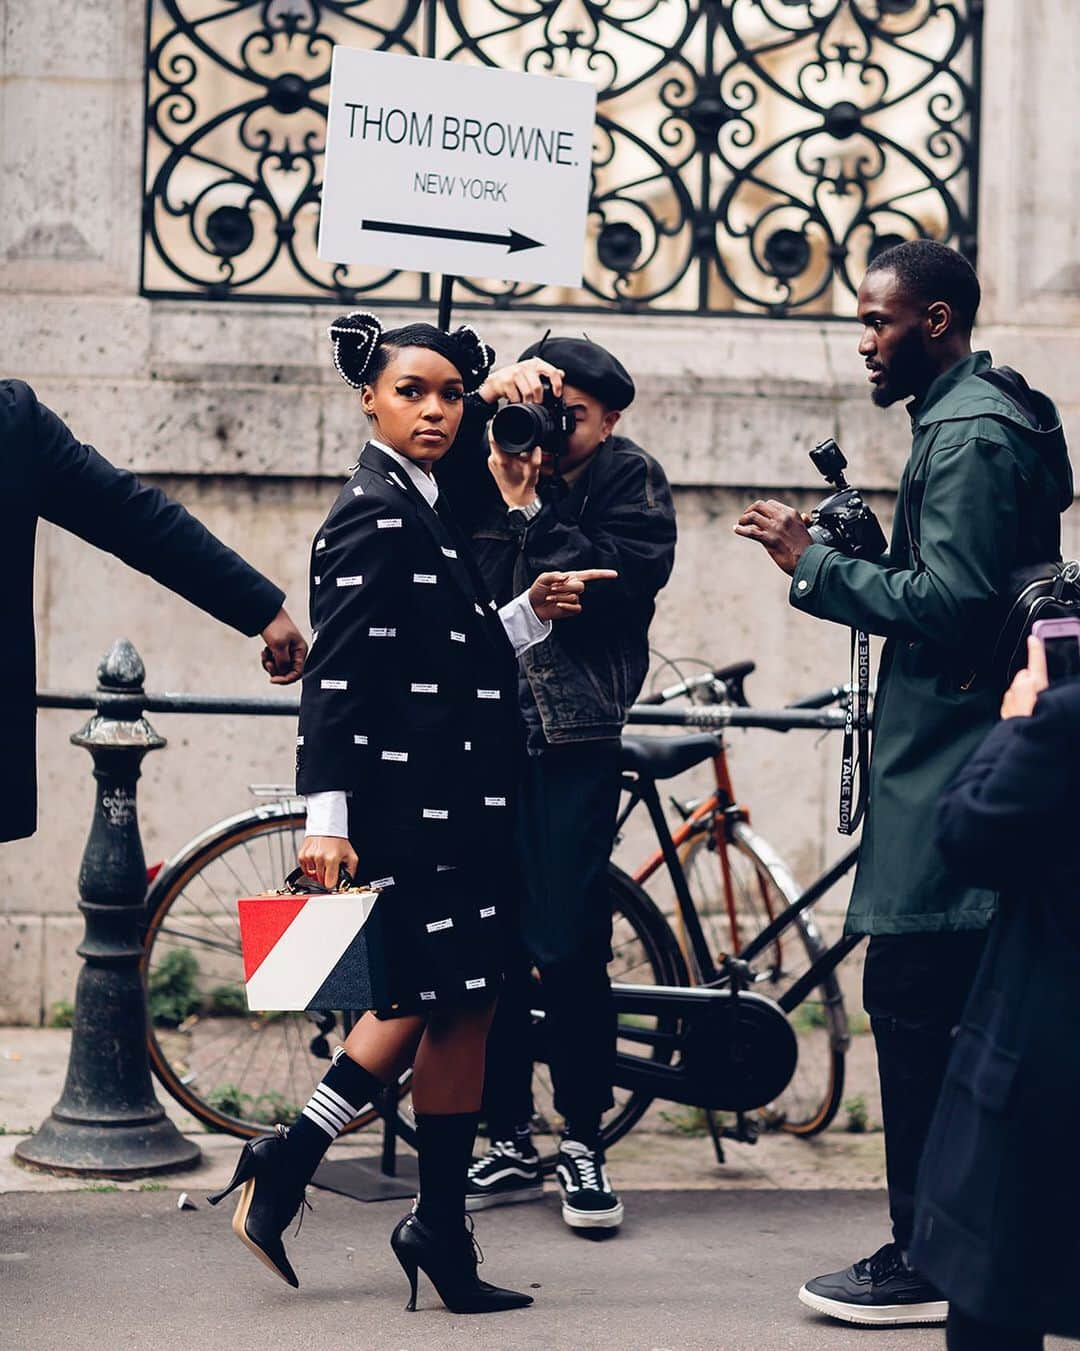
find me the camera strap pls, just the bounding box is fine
[838,627,871,836]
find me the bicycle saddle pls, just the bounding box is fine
[620,733,721,780]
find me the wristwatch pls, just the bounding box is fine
[507,498,542,528]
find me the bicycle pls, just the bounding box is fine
[141,661,862,1172]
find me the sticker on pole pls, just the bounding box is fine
[318,49,597,289]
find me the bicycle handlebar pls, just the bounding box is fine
[626,704,847,732]
[784,684,851,710]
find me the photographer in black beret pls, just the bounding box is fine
[437,334,677,1233]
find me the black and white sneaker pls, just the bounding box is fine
[798,1242,948,1326]
[465,1139,544,1212]
[555,1140,624,1231]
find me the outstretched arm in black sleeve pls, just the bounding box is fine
[23,385,305,679]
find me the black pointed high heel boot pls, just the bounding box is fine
[390,1213,533,1314]
[207,1126,310,1288]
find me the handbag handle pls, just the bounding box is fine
[282,864,356,895]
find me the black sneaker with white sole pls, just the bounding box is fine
[798,1242,948,1326]
[555,1140,624,1231]
[465,1140,544,1211]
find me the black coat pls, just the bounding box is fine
[910,679,1080,1334]
[295,442,519,869]
[2,380,285,843]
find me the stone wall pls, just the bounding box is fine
[1,0,1078,1021]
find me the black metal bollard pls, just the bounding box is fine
[16,640,201,1177]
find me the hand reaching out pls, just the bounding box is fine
[528,569,618,622]
[260,606,308,684]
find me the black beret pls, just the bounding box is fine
[517,335,635,411]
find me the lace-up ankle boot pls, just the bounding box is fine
[207,1126,310,1287]
[390,1213,534,1314]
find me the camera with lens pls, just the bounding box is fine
[807,439,887,561]
[490,376,577,457]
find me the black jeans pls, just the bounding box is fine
[946,1308,1043,1350]
[863,930,988,1252]
[483,741,622,1141]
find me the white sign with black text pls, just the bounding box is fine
[318,48,597,288]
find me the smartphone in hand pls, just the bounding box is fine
[1032,617,1080,683]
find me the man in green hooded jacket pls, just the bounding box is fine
[736,240,1072,1328]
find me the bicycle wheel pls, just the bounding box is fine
[679,822,848,1136]
[142,806,380,1139]
[393,863,689,1173]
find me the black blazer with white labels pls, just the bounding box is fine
[296,442,520,870]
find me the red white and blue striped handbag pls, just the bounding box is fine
[237,869,388,1012]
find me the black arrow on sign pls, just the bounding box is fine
[362,219,543,254]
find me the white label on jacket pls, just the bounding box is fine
[479,906,496,918]
[352,484,364,496]
[477,689,500,700]
[370,875,395,889]
[381,750,408,762]
[315,538,327,551]
[368,626,396,638]
[377,517,402,529]
[465,978,487,990]
[463,740,472,751]
[422,808,449,820]
[411,682,438,694]
[450,630,466,643]
[354,734,369,745]
[426,918,454,933]
[489,600,497,610]
[321,679,347,690]
[484,796,507,807]
[419,990,437,1001]
[413,573,437,585]
[296,736,304,746]
[441,546,458,559]
[314,575,321,585]
[336,575,363,587]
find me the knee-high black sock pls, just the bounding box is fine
[414,1111,480,1235]
[283,1047,384,1181]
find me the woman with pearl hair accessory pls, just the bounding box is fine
[209,308,615,1313]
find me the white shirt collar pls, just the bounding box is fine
[370,438,439,508]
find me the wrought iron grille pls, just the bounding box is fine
[141,1,982,317]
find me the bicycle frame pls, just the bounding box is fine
[617,739,864,1008]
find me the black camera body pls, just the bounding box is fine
[807,439,887,561]
[490,376,577,457]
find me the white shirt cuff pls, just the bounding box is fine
[304,790,350,839]
[499,589,552,656]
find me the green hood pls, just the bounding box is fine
[915,351,1073,512]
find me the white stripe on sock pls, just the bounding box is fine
[309,1088,353,1131]
[302,1102,341,1138]
[317,1082,360,1119]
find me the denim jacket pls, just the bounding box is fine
[438,416,677,744]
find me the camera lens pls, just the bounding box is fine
[492,403,552,455]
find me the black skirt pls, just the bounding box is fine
[353,855,513,1018]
